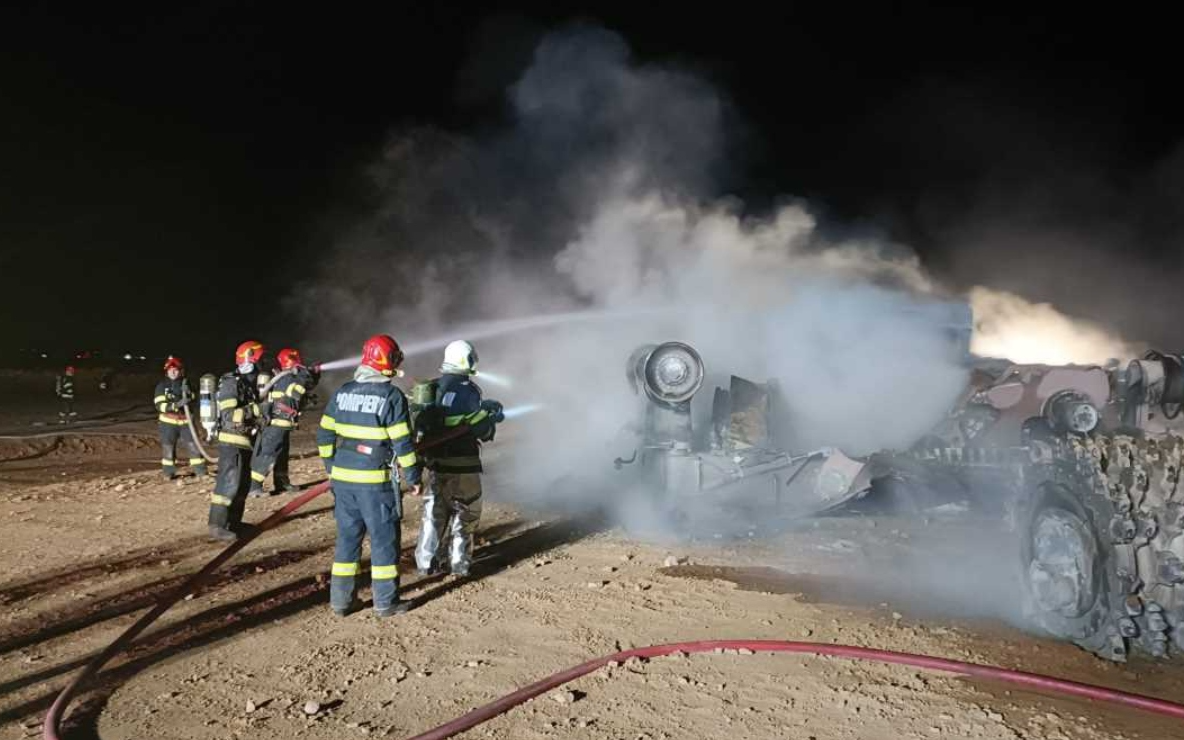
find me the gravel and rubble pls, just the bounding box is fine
[1,410,1183,740]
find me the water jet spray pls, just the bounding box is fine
[315,307,682,374]
[473,370,512,388]
[501,403,543,420]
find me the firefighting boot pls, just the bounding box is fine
[330,568,359,616]
[208,525,237,542]
[374,599,413,617]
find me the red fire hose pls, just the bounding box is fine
[404,640,1184,740]
[42,480,332,740]
[42,423,476,739]
[41,445,1184,738]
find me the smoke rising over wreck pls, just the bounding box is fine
[274,23,1184,637]
[288,25,1139,506]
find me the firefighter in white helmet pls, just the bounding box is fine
[414,340,503,577]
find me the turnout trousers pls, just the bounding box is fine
[415,471,483,576]
[331,482,402,612]
[159,422,207,478]
[249,426,291,493]
[209,444,252,532]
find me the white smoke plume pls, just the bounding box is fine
[269,22,1184,647]
[968,286,1139,365]
[288,23,1137,520]
[538,189,968,459]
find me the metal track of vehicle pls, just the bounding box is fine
[1022,433,1184,661]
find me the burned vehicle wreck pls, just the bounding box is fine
[613,340,874,527]
[616,338,1184,662]
[893,350,1184,662]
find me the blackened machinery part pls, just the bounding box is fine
[1020,480,1115,656]
[699,450,825,491]
[642,342,704,406]
[626,344,657,396]
[1143,350,1184,419]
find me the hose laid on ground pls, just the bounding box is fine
[0,428,157,442]
[42,480,331,740]
[46,417,1184,740]
[403,640,1184,740]
[42,423,478,739]
[0,413,158,440]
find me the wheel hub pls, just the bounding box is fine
[1027,509,1096,618]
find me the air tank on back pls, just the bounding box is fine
[198,373,218,440]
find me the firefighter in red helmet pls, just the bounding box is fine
[153,355,207,479]
[316,334,421,616]
[248,347,320,496]
[207,341,267,542]
[55,365,77,423]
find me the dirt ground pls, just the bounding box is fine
[2,383,1184,740]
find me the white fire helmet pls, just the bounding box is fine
[442,340,478,375]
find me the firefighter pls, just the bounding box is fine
[153,356,207,479]
[248,347,319,497]
[316,334,421,617]
[55,365,77,423]
[207,341,266,542]
[414,340,503,578]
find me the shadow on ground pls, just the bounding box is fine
[0,513,604,738]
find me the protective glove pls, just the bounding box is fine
[481,399,505,423]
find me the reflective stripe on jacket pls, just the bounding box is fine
[316,372,420,486]
[426,373,494,474]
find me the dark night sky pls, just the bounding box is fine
[1,3,1180,365]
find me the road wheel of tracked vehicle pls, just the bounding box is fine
[1019,478,1122,659]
